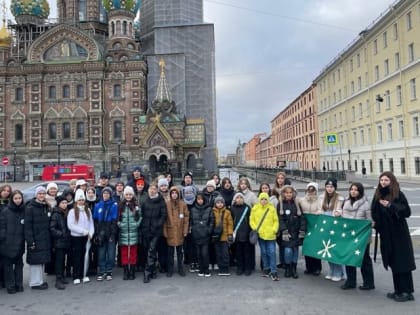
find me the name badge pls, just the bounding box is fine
[20,219,24,225]
[48,212,51,217]
[179,213,184,219]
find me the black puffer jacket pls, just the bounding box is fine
[24,198,51,265]
[0,200,25,258]
[140,194,167,238]
[190,202,214,245]
[230,203,251,242]
[279,199,306,247]
[49,206,71,249]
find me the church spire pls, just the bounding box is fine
[154,58,172,103]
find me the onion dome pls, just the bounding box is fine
[0,23,11,48]
[10,0,50,21]
[102,0,141,14]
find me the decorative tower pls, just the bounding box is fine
[0,2,11,64]
[10,0,49,24]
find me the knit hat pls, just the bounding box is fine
[76,179,87,187]
[232,192,245,205]
[214,196,225,205]
[206,179,216,189]
[158,178,169,188]
[124,186,135,195]
[133,166,142,173]
[307,182,319,191]
[100,172,110,179]
[136,178,145,186]
[35,186,47,195]
[56,194,67,206]
[102,187,113,196]
[184,171,193,179]
[325,178,337,189]
[258,192,269,200]
[46,182,58,191]
[75,189,86,201]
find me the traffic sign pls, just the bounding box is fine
[2,156,9,166]
[324,133,338,145]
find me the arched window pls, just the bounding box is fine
[15,124,23,141]
[15,87,23,101]
[123,21,127,35]
[62,122,71,139]
[76,84,84,98]
[62,85,70,98]
[113,120,122,140]
[113,84,121,98]
[76,122,85,139]
[49,86,56,99]
[49,123,57,139]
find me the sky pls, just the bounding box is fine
[4,0,396,155]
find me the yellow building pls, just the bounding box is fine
[315,0,420,178]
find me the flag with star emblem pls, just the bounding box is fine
[302,214,371,267]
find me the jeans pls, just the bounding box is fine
[327,262,345,279]
[97,240,116,274]
[258,239,276,274]
[284,246,299,264]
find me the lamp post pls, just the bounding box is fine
[13,148,16,182]
[348,149,351,171]
[117,140,121,177]
[57,138,62,167]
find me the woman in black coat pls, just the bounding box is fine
[371,171,416,302]
[24,186,51,290]
[139,183,167,283]
[0,190,25,294]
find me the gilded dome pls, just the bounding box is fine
[10,0,50,20]
[0,25,11,48]
[102,0,141,14]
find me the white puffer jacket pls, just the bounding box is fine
[342,196,371,220]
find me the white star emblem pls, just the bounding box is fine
[333,220,338,225]
[320,228,324,232]
[343,224,347,228]
[355,250,361,256]
[342,233,346,237]
[307,232,311,236]
[322,220,327,224]
[330,230,335,235]
[317,239,336,258]
[354,238,359,243]
[351,230,356,236]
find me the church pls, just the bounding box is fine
[0,0,216,180]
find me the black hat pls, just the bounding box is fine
[100,172,110,179]
[325,178,337,189]
[56,194,67,206]
[184,171,193,179]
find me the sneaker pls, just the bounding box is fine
[218,272,231,276]
[331,276,341,282]
[261,269,270,278]
[73,279,81,285]
[325,275,332,280]
[213,264,219,270]
[270,273,279,281]
[105,274,112,281]
[189,265,197,273]
[96,274,104,281]
[82,277,90,283]
[204,273,211,277]
[197,273,205,277]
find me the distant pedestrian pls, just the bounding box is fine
[371,172,416,302]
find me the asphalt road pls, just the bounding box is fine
[0,180,418,314]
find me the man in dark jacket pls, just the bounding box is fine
[24,186,51,290]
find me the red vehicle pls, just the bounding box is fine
[41,164,96,184]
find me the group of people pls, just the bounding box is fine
[0,168,416,302]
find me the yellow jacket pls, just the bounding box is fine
[250,202,279,241]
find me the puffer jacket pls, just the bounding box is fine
[299,194,320,214]
[213,206,233,242]
[49,206,71,249]
[250,202,278,241]
[93,198,119,242]
[230,203,251,242]
[118,199,141,246]
[342,196,371,220]
[163,187,190,246]
[279,199,306,247]
[190,202,214,245]
[140,194,167,238]
[0,200,25,259]
[24,198,51,265]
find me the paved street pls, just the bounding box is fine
[0,179,419,314]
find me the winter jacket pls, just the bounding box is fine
[202,188,221,208]
[342,196,371,220]
[93,199,119,243]
[118,199,141,246]
[279,199,306,247]
[0,200,25,259]
[239,189,258,208]
[164,187,190,246]
[317,193,344,214]
[371,191,416,273]
[219,188,235,209]
[190,203,214,245]
[49,206,71,249]
[140,194,167,238]
[298,194,320,214]
[136,190,148,206]
[230,203,251,242]
[24,198,51,265]
[213,207,233,242]
[250,202,278,241]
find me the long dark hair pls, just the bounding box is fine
[9,190,24,206]
[348,182,364,203]
[373,171,400,202]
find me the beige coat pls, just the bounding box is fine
[298,194,319,214]
[163,188,190,246]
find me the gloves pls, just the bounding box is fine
[227,235,234,244]
[282,233,291,242]
[298,230,305,239]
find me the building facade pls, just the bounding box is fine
[315,0,420,178]
[0,0,211,180]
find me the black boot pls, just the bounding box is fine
[284,264,291,278]
[129,265,135,280]
[143,271,151,283]
[123,266,129,280]
[291,263,299,279]
[55,277,65,290]
[60,275,69,284]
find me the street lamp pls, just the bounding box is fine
[13,148,16,182]
[117,140,121,178]
[57,138,62,167]
[348,149,351,171]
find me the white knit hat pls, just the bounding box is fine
[306,182,319,191]
[76,179,87,186]
[124,186,135,196]
[158,178,169,188]
[75,189,86,201]
[206,179,216,189]
[46,182,58,191]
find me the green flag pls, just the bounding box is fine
[302,214,371,267]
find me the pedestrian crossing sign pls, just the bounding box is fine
[325,133,338,145]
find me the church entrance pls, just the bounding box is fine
[149,154,168,178]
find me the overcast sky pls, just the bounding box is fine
[5,0,395,155]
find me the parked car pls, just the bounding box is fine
[22,181,70,202]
